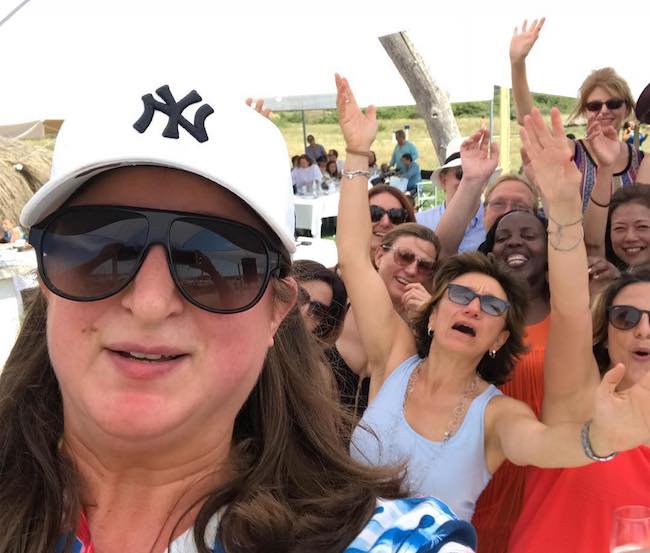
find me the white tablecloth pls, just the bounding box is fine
[293,191,340,238]
[0,247,38,370]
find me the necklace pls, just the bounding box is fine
[403,359,480,444]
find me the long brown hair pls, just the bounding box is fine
[0,274,405,553]
[368,184,416,223]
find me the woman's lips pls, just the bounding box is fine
[106,349,189,380]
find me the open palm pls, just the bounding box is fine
[587,121,622,168]
[460,129,499,182]
[520,107,581,204]
[335,74,377,152]
[510,18,545,63]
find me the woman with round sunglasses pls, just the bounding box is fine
[335,73,650,525]
[510,18,643,213]
[0,82,481,553]
[508,107,650,553]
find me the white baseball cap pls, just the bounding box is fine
[20,81,296,253]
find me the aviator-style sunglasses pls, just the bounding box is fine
[370,205,408,225]
[608,305,650,331]
[381,245,436,277]
[447,283,510,316]
[585,98,625,112]
[29,205,288,314]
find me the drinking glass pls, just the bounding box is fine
[610,505,650,553]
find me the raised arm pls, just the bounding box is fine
[520,107,601,424]
[510,18,545,125]
[489,363,650,469]
[434,129,498,258]
[334,74,415,381]
[582,121,622,257]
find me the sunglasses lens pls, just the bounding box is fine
[481,297,509,316]
[609,306,640,330]
[387,208,407,225]
[395,248,416,266]
[448,284,472,306]
[170,219,272,312]
[416,260,436,276]
[607,99,624,110]
[369,205,384,223]
[40,209,148,299]
[586,101,603,112]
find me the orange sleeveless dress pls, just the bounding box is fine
[471,317,549,553]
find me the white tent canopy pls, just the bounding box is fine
[0,0,647,123]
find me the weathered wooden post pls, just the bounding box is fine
[379,31,460,164]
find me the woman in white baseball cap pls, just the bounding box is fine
[0,82,478,553]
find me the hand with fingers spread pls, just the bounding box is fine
[520,107,581,205]
[335,73,377,152]
[460,129,499,184]
[510,18,546,63]
[245,97,272,119]
[590,363,650,453]
[585,120,622,169]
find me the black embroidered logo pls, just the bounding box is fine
[133,85,214,143]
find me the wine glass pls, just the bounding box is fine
[610,505,650,553]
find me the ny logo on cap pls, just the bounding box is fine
[133,85,214,143]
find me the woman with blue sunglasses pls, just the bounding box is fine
[335,73,650,526]
[508,107,650,553]
[0,83,479,553]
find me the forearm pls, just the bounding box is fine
[511,59,534,125]
[583,166,613,256]
[336,154,374,270]
[434,177,483,258]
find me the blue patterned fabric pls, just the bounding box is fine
[345,497,476,552]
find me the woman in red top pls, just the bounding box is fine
[508,107,650,553]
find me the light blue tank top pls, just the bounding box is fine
[350,355,501,521]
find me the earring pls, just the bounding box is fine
[427,327,434,337]
[489,349,496,358]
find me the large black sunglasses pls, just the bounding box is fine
[447,283,510,316]
[608,305,650,331]
[369,205,408,225]
[29,205,288,314]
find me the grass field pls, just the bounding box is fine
[277,114,595,174]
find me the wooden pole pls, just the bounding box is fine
[499,86,511,173]
[379,31,460,165]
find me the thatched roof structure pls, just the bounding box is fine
[0,137,52,226]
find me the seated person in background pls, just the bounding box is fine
[316,155,328,177]
[323,159,341,190]
[291,154,300,168]
[305,134,327,162]
[2,218,24,243]
[389,129,418,174]
[291,154,323,194]
[398,153,420,198]
[328,149,344,174]
[417,138,486,252]
[368,150,381,180]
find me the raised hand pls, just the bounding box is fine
[585,120,622,169]
[520,107,581,204]
[335,73,377,152]
[510,18,545,63]
[590,363,650,454]
[245,97,272,119]
[460,128,499,184]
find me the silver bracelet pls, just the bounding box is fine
[581,419,617,462]
[342,170,370,180]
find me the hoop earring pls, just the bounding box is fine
[489,349,496,358]
[427,327,434,337]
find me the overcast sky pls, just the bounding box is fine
[0,0,647,123]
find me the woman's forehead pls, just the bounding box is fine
[450,272,507,298]
[370,192,402,209]
[69,166,264,230]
